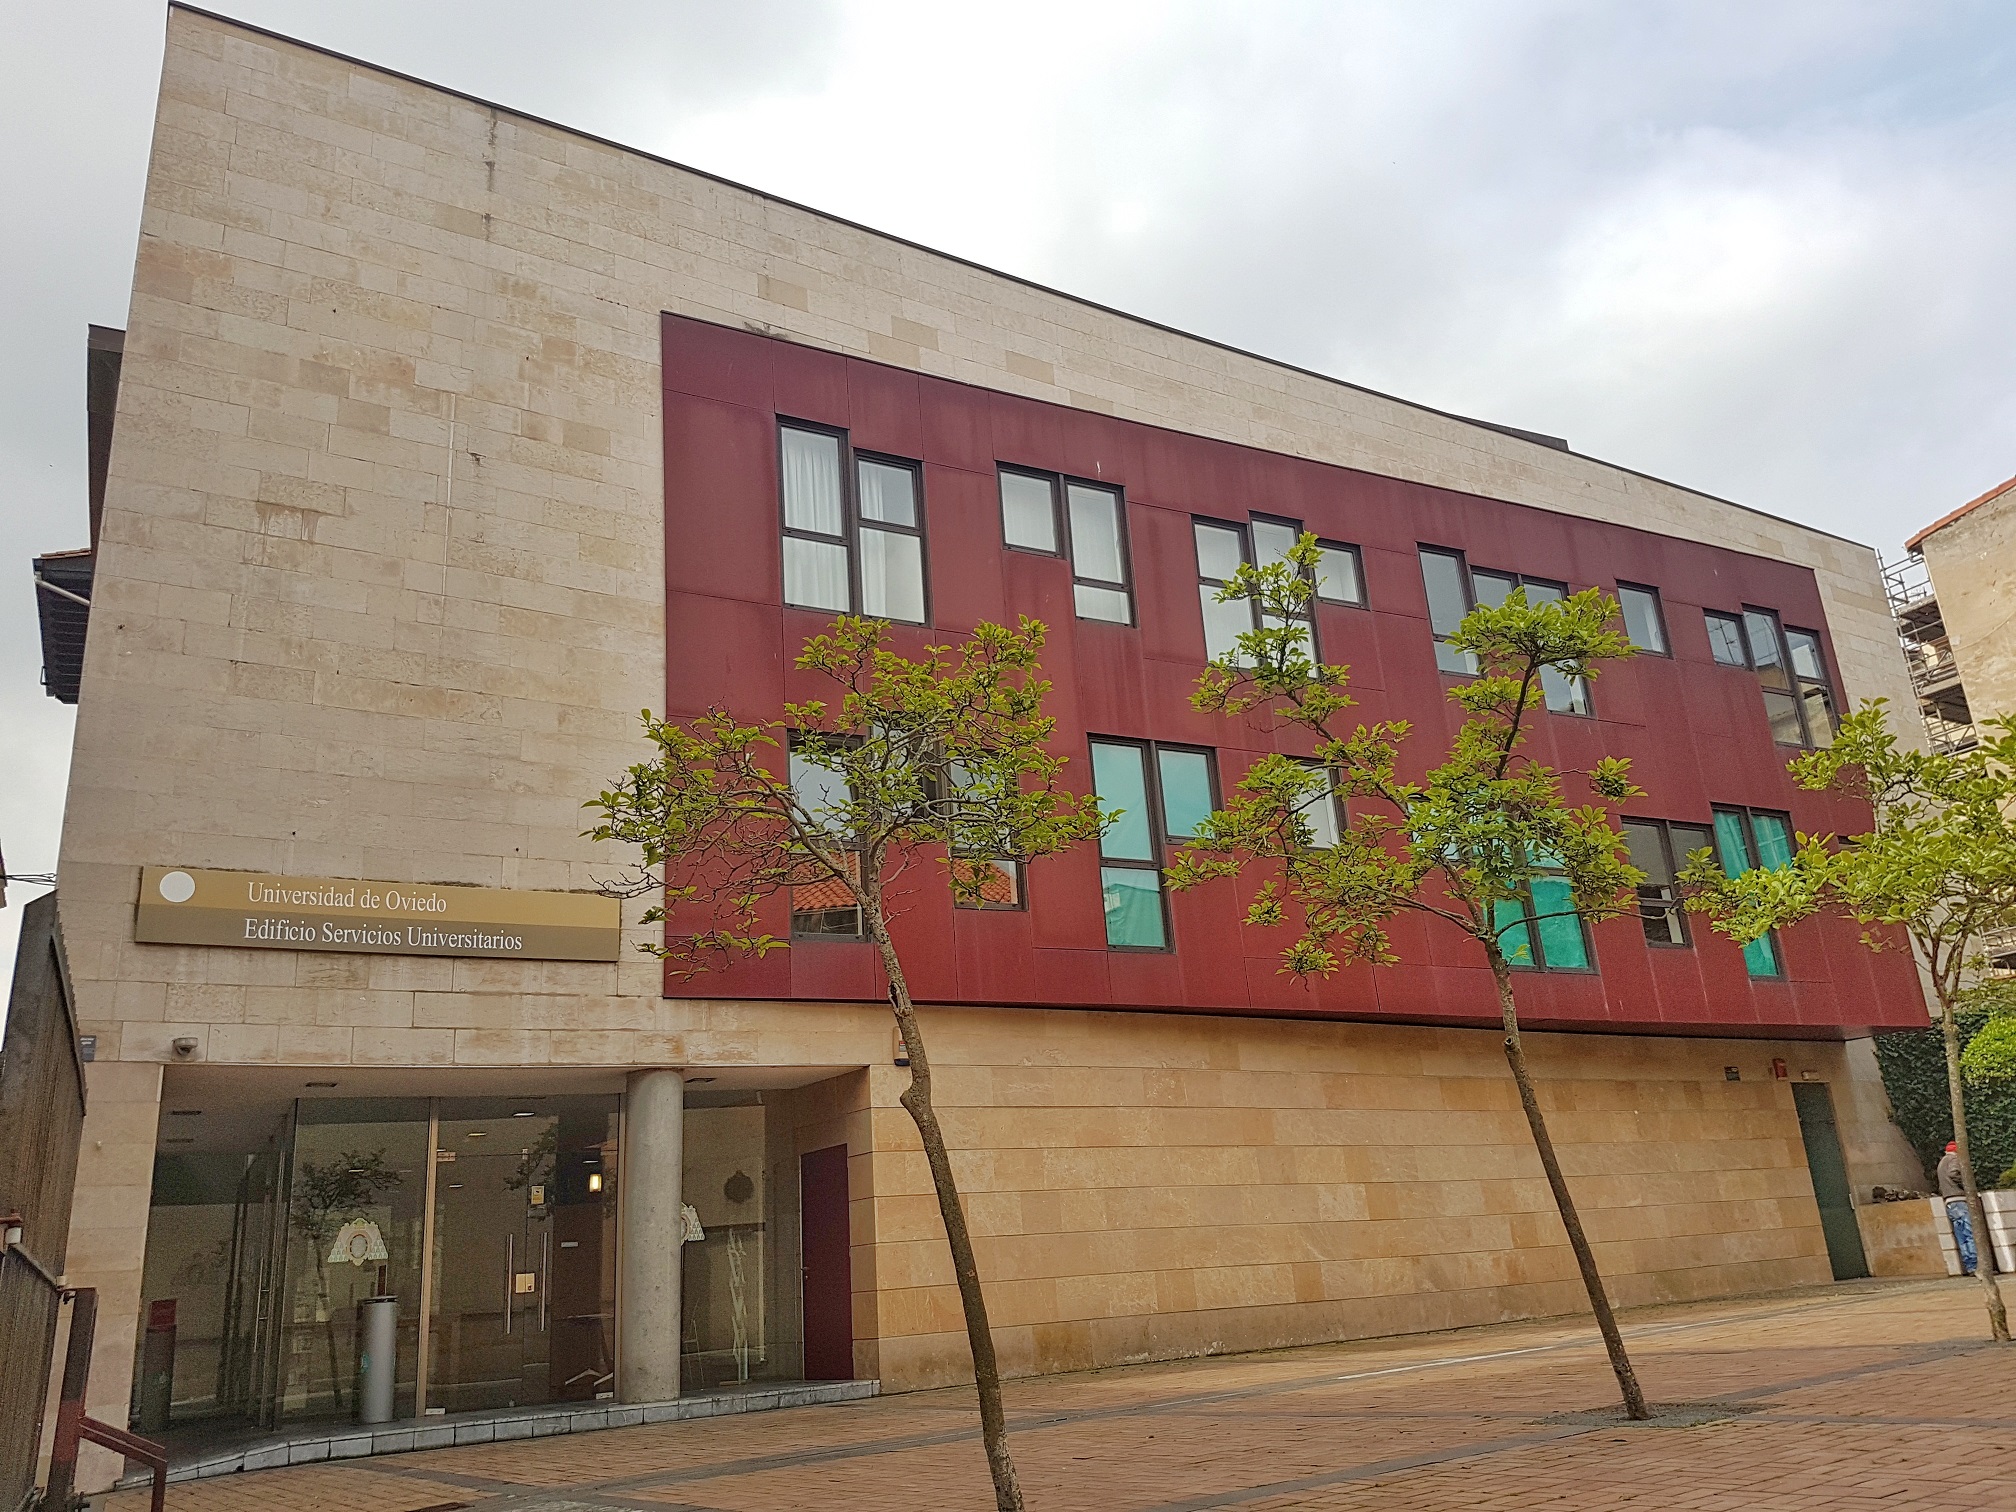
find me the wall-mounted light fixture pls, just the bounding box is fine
[587,1172,603,1193]
[1,1211,23,1250]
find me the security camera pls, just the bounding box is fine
[170,1037,199,1060]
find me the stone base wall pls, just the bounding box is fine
[841,1004,1921,1391]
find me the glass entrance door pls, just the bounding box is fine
[427,1098,618,1413]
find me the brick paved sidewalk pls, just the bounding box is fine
[104,1278,2016,1511]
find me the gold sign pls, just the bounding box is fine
[135,867,621,961]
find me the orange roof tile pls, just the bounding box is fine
[1906,473,2016,551]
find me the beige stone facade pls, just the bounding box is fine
[54,8,1931,1480]
[1913,477,2016,728]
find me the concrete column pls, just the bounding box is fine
[618,1068,684,1403]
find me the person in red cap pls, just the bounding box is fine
[1937,1141,1981,1275]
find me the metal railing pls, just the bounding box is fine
[38,1289,166,1512]
[0,1244,64,1512]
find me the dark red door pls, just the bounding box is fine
[800,1144,854,1380]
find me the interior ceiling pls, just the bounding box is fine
[152,1062,862,1154]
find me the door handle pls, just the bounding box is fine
[505,1233,514,1335]
[540,1226,549,1332]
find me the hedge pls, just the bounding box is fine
[1874,1007,2016,1190]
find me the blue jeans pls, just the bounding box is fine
[1947,1196,1980,1275]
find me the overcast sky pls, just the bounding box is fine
[5,0,2015,978]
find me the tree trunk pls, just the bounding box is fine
[1936,988,2010,1342]
[869,914,1025,1511]
[1489,950,1650,1418]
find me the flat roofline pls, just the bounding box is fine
[171,3,1876,557]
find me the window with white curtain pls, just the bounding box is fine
[995,466,1135,623]
[779,422,927,623]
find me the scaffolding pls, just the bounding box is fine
[1882,554,1977,755]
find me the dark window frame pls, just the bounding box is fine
[1494,852,1599,974]
[1621,817,1714,948]
[1710,805,1794,979]
[1313,538,1368,608]
[1193,514,1325,663]
[1701,606,1836,748]
[1152,741,1222,846]
[950,855,1026,912]
[778,419,931,626]
[1000,463,1136,623]
[785,731,867,941]
[1615,582,1671,657]
[996,465,1063,558]
[1416,545,1595,716]
[1087,736,1222,952]
[1063,476,1135,626]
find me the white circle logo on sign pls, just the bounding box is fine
[158,871,196,904]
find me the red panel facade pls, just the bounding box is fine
[661,314,1925,1038]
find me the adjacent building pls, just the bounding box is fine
[44,6,1936,1484]
[1896,474,2016,971]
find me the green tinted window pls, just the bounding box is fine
[1091,742,1152,861]
[1494,898,1534,966]
[1713,810,1752,873]
[1530,876,1589,969]
[1157,749,1214,840]
[1752,813,1793,869]
[1714,809,1784,976]
[1100,867,1166,949]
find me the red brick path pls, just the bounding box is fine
[107,1279,2016,1511]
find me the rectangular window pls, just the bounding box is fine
[945,759,1027,911]
[951,856,1023,910]
[1622,818,1714,946]
[1001,466,1133,623]
[1419,548,1591,713]
[1784,628,1837,747]
[1193,516,1351,662]
[1711,807,1793,977]
[1297,761,1341,848]
[1490,850,1593,971]
[787,741,863,938]
[780,423,927,624]
[1088,739,1220,949]
[1316,543,1366,606]
[1702,608,1836,747]
[998,467,1059,554]
[1067,482,1132,623]
[1419,547,1478,675]
[1617,583,1669,655]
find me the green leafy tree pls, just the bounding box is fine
[1681,703,2016,1342]
[587,615,1105,1512]
[1167,537,1652,1419]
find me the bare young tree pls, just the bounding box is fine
[1167,538,1653,1418]
[1684,702,2016,1341]
[587,615,1106,1511]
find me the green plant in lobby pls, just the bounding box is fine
[1165,537,1654,1419]
[587,614,1105,1512]
[1682,703,2016,1342]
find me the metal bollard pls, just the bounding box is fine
[357,1295,399,1424]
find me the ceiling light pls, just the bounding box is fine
[304,1080,338,1089]
[465,1131,487,1139]
[512,1110,535,1118]
[167,1109,202,1117]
